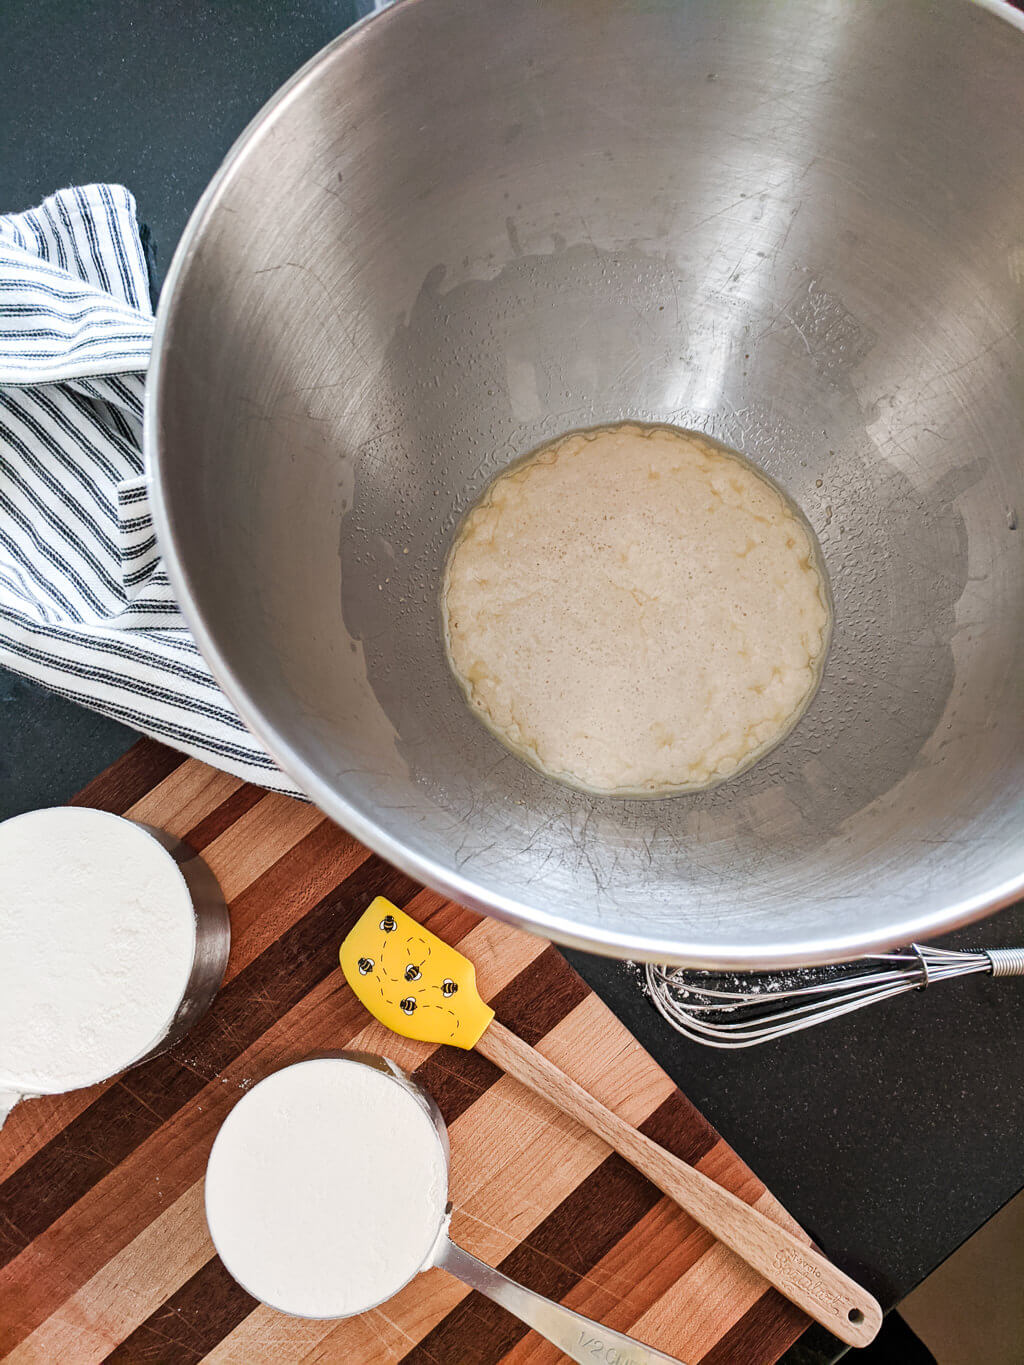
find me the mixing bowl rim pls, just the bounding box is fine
[146,0,1024,967]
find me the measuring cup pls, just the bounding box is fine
[0,813,229,1128]
[206,1053,686,1364]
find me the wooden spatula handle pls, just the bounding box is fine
[476,1021,881,1349]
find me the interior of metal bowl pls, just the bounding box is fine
[149,0,1024,966]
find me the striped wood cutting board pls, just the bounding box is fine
[0,740,811,1364]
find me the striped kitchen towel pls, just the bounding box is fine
[0,185,300,794]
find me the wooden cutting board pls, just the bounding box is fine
[0,740,811,1365]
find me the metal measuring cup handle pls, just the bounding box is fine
[434,1235,686,1365]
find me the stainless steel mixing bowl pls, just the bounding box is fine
[148,0,1024,967]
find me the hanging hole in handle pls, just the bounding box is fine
[848,1308,864,1324]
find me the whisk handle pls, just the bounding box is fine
[478,1020,882,1348]
[985,948,1024,977]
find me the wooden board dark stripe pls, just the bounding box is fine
[641,1091,720,1169]
[413,1048,504,1128]
[0,741,812,1364]
[492,943,592,1045]
[701,1292,811,1365]
[105,1258,256,1365]
[185,783,264,850]
[69,738,185,814]
[218,818,366,969]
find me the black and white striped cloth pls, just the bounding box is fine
[0,185,299,794]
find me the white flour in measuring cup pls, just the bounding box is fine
[204,1057,449,1318]
[0,807,196,1099]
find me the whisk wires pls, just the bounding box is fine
[646,945,1019,1048]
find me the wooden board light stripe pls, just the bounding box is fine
[0,740,811,1364]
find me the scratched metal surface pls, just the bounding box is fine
[149,0,1024,967]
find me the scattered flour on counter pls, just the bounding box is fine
[204,1058,448,1319]
[0,807,196,1093]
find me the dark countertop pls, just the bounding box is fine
[4,3,1024,1361]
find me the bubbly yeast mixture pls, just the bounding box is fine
[442,422,831,796]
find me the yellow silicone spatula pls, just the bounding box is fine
[340,898,881,1349]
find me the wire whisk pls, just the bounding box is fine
[646,944,1024,1048]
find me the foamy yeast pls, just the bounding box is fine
[443,422,831,796]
